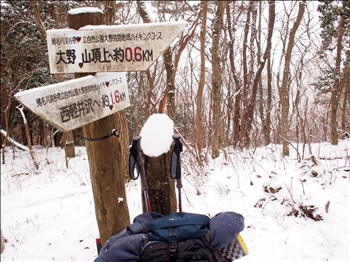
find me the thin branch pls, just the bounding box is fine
[0,129,29,151]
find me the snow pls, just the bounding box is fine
[81,21,187,31]
[68,7,103,15]
[1,114,349,261]
[14,76,95,97]
[46,21,187,34]
[140,113,174,157]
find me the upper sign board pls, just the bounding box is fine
[46,22,187,74]
[14,73,129,131]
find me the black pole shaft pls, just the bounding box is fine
[177,179,182,212]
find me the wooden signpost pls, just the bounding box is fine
[46,22,187,73]
[13,7,187,247]
[14,73,129,131]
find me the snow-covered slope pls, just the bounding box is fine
[1,139,349,261]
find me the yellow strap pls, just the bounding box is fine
[236,234,249,255]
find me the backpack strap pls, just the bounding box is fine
[127,221,144,234]
[200,233,223,262]
[127,212,164,234]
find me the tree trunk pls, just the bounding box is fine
[256,1,271,145]
[265,53,272,145]
[330,15,346,145]
[227,1,242,148]
[104,0,116,25]
[68,9,130,246]
[196,0,207,156]
[341,42,350,133]
[0,68,8,150]
[240,1,252,148]
[60,131,75,166]
[241,0,275,148]
[163,47,175,119]
[211,0,226,159]
[280,0,305,155]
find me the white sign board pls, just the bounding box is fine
[14,73,129,131]
[46,22,187,74]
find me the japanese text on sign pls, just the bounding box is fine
[55,47,153,66]
[50,31,163,46]
[46,22,187,73]
[14,73,130,131]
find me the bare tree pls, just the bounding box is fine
[195,0,207,158]
[211,0,226,159]
[341,41,350,134]
[226,0,243,148]
[330,14,347,144]
[240,0,276,148]
[280,0,305,156]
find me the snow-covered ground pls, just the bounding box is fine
[1,137,349,261]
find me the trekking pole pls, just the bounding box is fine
[129,136,152,212]
[170,134,183,212]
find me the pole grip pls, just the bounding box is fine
[133,136,148,192]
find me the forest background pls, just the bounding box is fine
[1,0,349,158]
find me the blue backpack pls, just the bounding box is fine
[142,212,216,261]
[96,211,247,262]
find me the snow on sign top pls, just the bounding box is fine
[140,114,174,157]
[46,21,187,74]
[68,7,103,15]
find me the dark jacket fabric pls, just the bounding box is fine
[95,211,244,262]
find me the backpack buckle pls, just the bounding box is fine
[169,243,177,254]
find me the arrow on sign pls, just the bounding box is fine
[14,72,130,131]
[46,21,187,74]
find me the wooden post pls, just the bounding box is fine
[144,153,177,215]
[67,8,130,246]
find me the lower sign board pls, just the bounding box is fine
[14,72,130,131]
